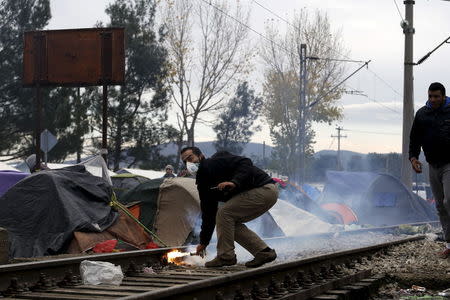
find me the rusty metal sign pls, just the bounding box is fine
[23,28,125,86]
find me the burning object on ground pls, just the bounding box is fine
[165,249,206,266]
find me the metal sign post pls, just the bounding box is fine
[40,129,57,164]
[33,33,46,169]
[23,28,125,168]
[101,32,113,165]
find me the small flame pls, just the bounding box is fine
[166,250,189,264]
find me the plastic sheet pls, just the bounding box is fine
[80,260,123,286]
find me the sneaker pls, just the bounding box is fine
[245,249,277,268]
[205,255,237,268]
[438,248,450,259]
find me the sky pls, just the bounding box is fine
[48,0,450,154]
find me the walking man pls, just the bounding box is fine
[409,82,450,258]
[180,147,278,267]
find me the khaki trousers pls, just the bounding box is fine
[216,183,278,259]
[429,163,450,241]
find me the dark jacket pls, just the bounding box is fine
[409,97,450,167]
[196,151,274,245]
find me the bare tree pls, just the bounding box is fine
[163,0,252,153]
[261,10,346,183]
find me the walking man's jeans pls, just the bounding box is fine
[429,163,450,241]
[216,183,278,260]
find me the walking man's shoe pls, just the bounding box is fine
[438,248,450,259]
[205,255,237,268]
[245,248,277,268]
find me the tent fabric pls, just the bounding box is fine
[120,178,165,232]
[256,199,333,236]
[0,171,28,197]
[153,178,201,246]
[67,210,152,254]
[320,171,438,226]
[119,177,201,246]
[320,203,358,225]
[278,181,339,224]
[301,184,321,201]
[116,168,166,179]
[0,162,19,172]
[111,173,151,200]
[246,212,284,238]
[0,165,118,258]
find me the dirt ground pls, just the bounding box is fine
[367,237,450,299]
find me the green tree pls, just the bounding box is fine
[0,0,51,159]
[261,10,345,183]
[213,82,263,155]
[96,0,174,170]
[42,87,91,162]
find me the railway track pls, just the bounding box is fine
[0,222,440,300]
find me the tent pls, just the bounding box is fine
[0,165,118,258]
[119,177,201,246]
[111,173,151,200]
[0,162,20,172]
[320,171,438,226]
[0,171,28,197]
[116,168,166,179]
[275,180,340,224]
[244,198,333,238]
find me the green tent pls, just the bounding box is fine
[119,177,201,246]
[111,173,151,200]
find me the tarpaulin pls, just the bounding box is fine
[0,165,118,258]
[0,171,28,197]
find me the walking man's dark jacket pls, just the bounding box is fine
[409,97,450,167]
[196,151,274,246]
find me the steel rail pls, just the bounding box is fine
[0,222,439,299]
[0,246,187,291]
[121,235,424,300]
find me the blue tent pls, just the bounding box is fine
[0,171,28,197]
[320,171,437,226]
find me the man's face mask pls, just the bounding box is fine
[186,162,200,176]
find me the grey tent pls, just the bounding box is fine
[320,171,438,226]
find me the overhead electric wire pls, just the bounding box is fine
[199,0,292,58]
[200,0,371,108]
[251,0,403,102]
[343,129,401,136]
[366,96,402,114]
[251,0,364,63]
[202,0,403,113]
[393,0,404,21]
[366,67,403,97]
[328,137,336,149]
[308,61,371,108]
[346,84,402,114]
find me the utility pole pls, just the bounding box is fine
[400,0,415,189]
[298,43,307,185]
[262,141,266,169]
[331,127,347,171]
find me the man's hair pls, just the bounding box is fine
[180,146,203,156]
[429,82,446,96]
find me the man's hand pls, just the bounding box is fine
[217,181,236,191]
[196,244,206,257]
[410,157,422,173]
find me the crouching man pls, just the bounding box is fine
[180,147,278,268]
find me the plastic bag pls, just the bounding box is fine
[80,260,123,285]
